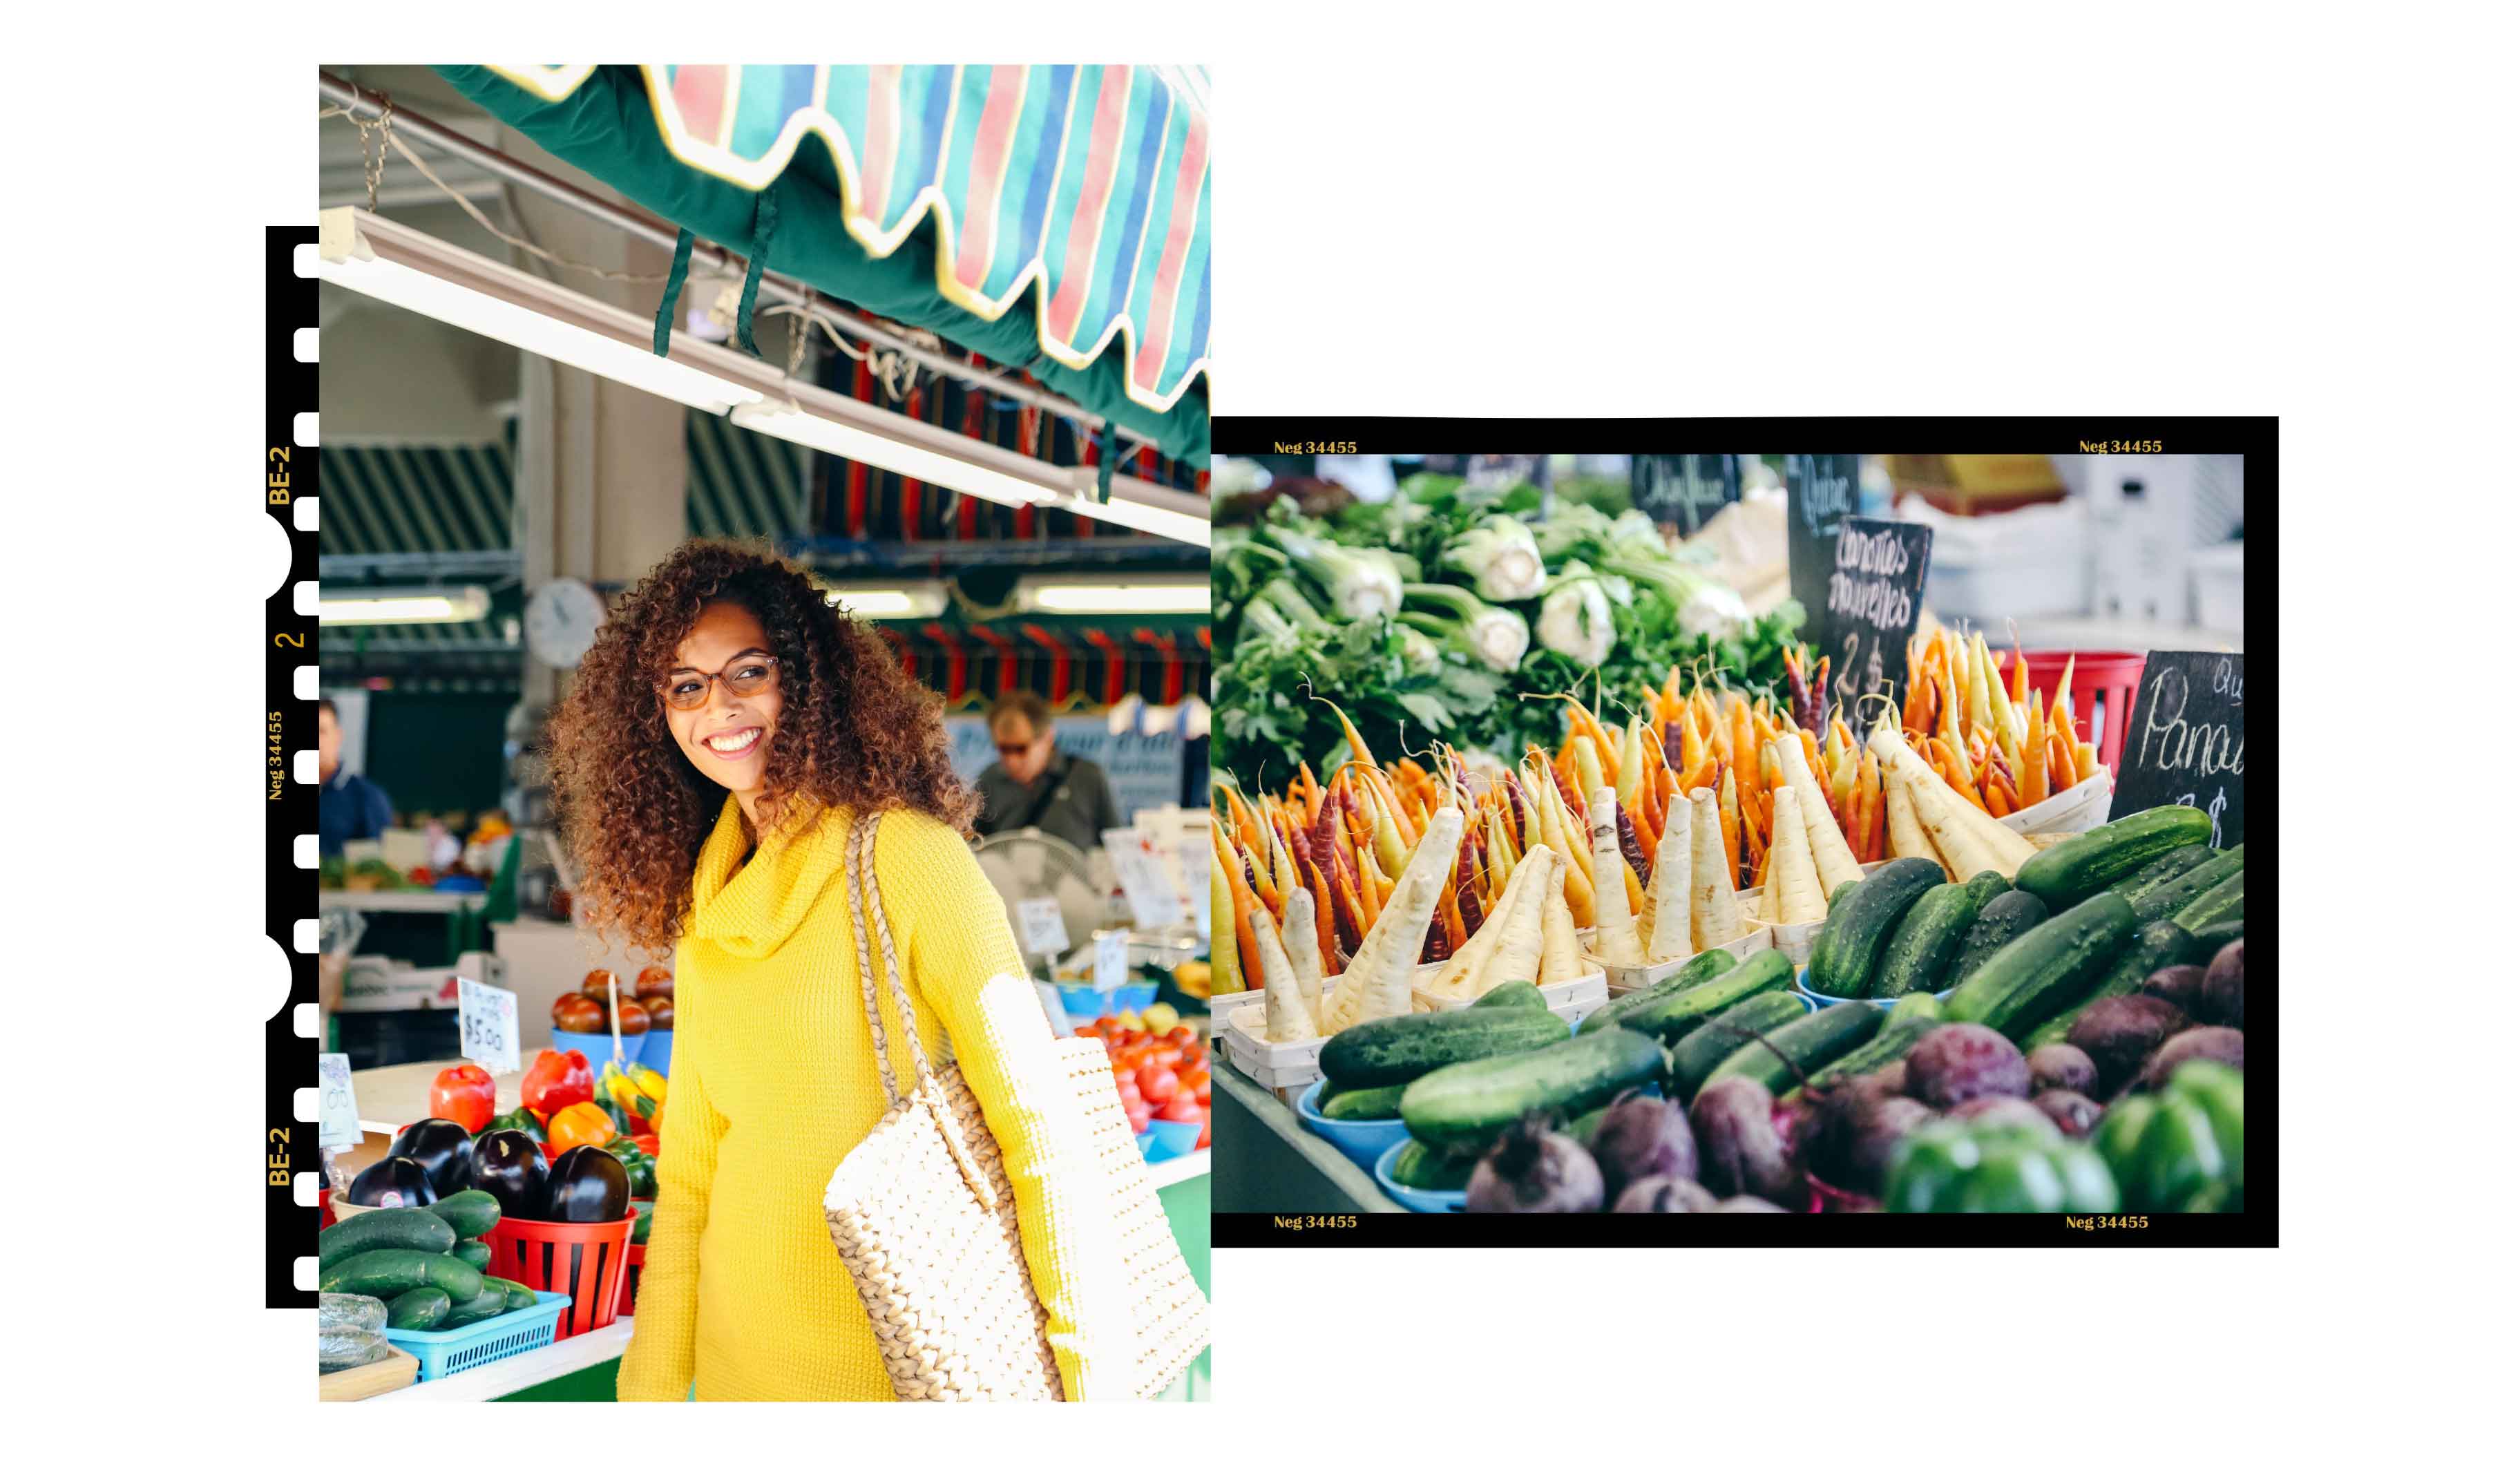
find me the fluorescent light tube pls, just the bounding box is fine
[823,583,947,618]
[320,587,492,625]
[1015,578,1210,615]
[733,402,1062,511]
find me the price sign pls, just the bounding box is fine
[2113,652,2245,846]
[1179,838,1212,939]
[1820,517,1935,727]
[457,975,520,1074]
[1785,453,1862,625]
[316,1053,363,1150]
[1105,831,1187,928]
[1634,454,1740,535]
[1093,931,1130,992]
[1015,897,1071,958]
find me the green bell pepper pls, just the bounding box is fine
[2165,1060,2242,1189]
[487,1105,547,1143]
[1886,1118,2121,1213]
[628,1198,654,1246]
[2095,1064,2242,1211]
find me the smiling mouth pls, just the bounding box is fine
[703,727,764,758]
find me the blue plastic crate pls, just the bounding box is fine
[548,1029,644,1069]
[384,1289,569,1382]
[1794,969,1954,1011]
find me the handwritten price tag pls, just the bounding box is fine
[316,1053,362,1150]
[1104,831,1187,929]
[1093,931,1130,992]
[1015,897,1071,958]
[1178,838,1210,940]
[457,975,520,1074]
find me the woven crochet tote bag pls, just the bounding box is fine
[821,813,1208,1400]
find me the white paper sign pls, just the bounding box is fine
[1033,979,1073,1036]
[1093,931,1130,991]
[1179,838,1212,934]
[1015,897,1071,957]
[457,975,521,1074]
[1104,831,1187,929]
[316,1053,363,1150]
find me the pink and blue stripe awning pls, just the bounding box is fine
[480,64,1210,415]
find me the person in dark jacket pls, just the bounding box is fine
[318,697,396,856]
[973,692,1123,851]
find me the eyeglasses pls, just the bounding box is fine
[995,742,1034,757]
[658,654,779,711]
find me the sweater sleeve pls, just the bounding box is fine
[613,1005,729,1401]
[877,813,1134,1400]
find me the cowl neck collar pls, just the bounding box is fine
[685,792,853,960]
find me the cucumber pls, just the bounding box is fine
[2188,918,2244,951]
[1400,1027,1666,1153]
[2173,868,2244,932]
[1961,870,2012,904]
[484,1276,542,1311]
[451,1240,492,1272]
[1705,1002,1884,1094]
[1318,1007,1567,1089]
[1945,891,2051,988]
[1608,950,1795,1045]
[1805,857,1945,997]
[385,1287,450,1331]
[318,1248,487,1304]
[1870,882,1996,998]
[318,1205,457,1267]
[1665,991,1811,1101]
[1387,1139,1477,1190]
[435,1287,509,1330]
[1943,892,2140,1038]
[1578,949,1739,1034]
[1885,991,1942,1027]
[1319,1083,1408,1121]
[2110,844,2215,900]
[2130,844,2243,923]
[1790,1013,1942,1100]
[1472,980,1547,1010]
[2021,919,2199,1049]
[2014,806,2213,907]
[426,1189,503,1240]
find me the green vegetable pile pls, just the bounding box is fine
[1214,473,1806,785]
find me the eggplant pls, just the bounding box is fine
[388,1117,476,1199]
[544,1145,631,1223]
[347,1154,437,1208]
[468,1129,550,1224]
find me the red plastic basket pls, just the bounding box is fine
[319,1188,334,1230]
[615,1242,647,1316]
[1995,649,2146,777]
[484,1214,636,1340]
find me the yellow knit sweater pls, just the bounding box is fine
[615,797,1128,1400]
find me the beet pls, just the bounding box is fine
[1813,1094,1934,1197]
[1905,1024,2030,1108]
[1690,1076,1805,1208]
[2140,963,2211,1015]
[2066,996,2192,1094]
[1466,1114,1605,1212]
[1590,1092,1697,1198]
[2139,1028,2243,1092]
[2027,1043,2098,1096]
[2032,1088,2106,1138]
[1612,1176,1719,1212]
[2202,940,2244,1028]
[1947,1095,2059,1138]
[1711,1195,1790,1212]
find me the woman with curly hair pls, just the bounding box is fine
[549,541,1127,1400]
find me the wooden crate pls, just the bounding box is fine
[319,1344,419,1402]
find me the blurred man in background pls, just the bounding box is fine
[975,691,1123,851]
[319,697,397,856]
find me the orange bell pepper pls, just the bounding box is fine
[547,1100,618,1151]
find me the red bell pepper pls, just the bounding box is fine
[428,1062,497,1133]
[522,1047,594,1116]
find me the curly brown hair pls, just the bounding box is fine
[547,540,977,951]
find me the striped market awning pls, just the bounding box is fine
[437,64,1210,459]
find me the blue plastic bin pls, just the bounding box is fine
[639,1027,673,1077]
[1143,1118,1201,1163]
[1793,970,1953,1011]
[1373,1138,1468,1213]
[1297,1080,1411,1172]
[384,1289,569,1382]
[548,1029,643,1069]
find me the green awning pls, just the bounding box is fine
[435,64,1209,464]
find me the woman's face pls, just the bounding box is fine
[662,600,783,798]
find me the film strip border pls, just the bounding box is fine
[268,224,320,1306]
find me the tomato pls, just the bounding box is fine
[1196,1112,1211,1148]
[1158,1092,1203,1124]
[1075,1026,1099,1040]
[634,966,674,1002]
[552,993,604,1033]
[1124,1101,1152,1134]
[1192,1076,1210,1105]
[1166,1026,1198,1045]
[1135,1062,1180,1105]
[581,968,623,1002]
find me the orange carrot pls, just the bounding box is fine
[1719,768,1743,884]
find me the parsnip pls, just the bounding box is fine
[1884,770,1943,873]
[1540,874,1580,985]
[1281,886,1328,1029]
[1429,845,1548,1001]
[1868,721,2036,874]
[1767,786,1828,924]
[1642,814,1695,964]
[1688,788,1747,949]
[1323,807,1464,1031]
[1587,788,1648,966]
[1769,734,1864,894]
[1420,837,1536,997]
[1880,746,2003,879]
[1251,907,1320,1043]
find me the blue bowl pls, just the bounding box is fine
[1143,1118,1202,1163]
[1794,971,1953,1011]
[1133,1130,1159,1159]
[1373,1137,1469,1213]
[1107,981,1160,1015]
[548,1029,644,1069]
[639,1027,673,1077]
[1056,984,1109,1020]
[1297,1080,1411,1171]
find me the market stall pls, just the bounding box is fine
[1208,453,2246,1220]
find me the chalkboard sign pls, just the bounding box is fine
[1820,517,1934,727]
[1784,453,1861,622]
[1633,455,1740,535]
[2113,652,2245,846]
